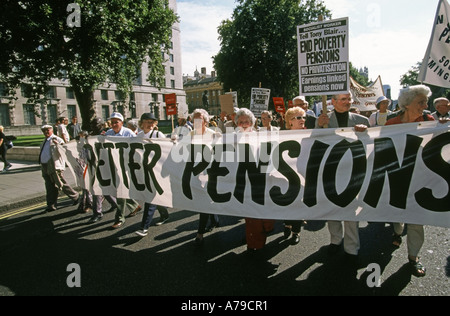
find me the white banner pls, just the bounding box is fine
[350,76,385,112]
[297,17,350,96]
[62,122,450,228]
[418,0,450,87]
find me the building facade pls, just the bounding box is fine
[0,0,186,134]
[183,67,224,116]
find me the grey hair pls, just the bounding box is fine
[260,110,273,119]
[192,108,210,124]
[235,108,256,126]
[398,85,432,110]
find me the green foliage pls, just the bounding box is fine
[0,0,178,129]
[213,0,331,108]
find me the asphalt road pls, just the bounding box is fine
[0,199,448,299]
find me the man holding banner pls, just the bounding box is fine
[105,112,140,229]
[316,91,369,261]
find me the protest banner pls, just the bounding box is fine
[250,88,271,117]
[219,94,234,115]
[273,97,286,114]
[418,0,450,88]
[62,122,450,228]
[350,76,385,112]
[297,17,350,96]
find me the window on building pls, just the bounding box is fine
[47,104,57,124]
[0,104,11,126]
[23,104,36,125]
[101,90,109,101]
[0,83,7,97]
[170,67,175,75]
[169,54,174,63]
[66,87,75,99]
[46,86,56,99]
[102,105,110,122]
[21,84,33,98]
[171,80,176,89]
[68,105,77,119]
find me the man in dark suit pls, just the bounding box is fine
[315,91,369,262]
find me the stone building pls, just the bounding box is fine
[0,0,186,135]
[183,67,224,116]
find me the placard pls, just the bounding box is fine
[250,88,271,117]
[297,17,350,96]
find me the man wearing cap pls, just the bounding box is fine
[105,112,140,229]
[39,125,79,212]
[369,96,393,127]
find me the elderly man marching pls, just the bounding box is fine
[39,125,80,212]
[104,112,140,229]
[316,91,370,263]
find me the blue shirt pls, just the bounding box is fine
[105,127,136,137]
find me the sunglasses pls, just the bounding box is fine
[292,116,306,121]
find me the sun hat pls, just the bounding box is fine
[41,124,53,131]
[109,112,124,121]
[140,113,157,121]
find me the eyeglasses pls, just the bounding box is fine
[292,116,306,121]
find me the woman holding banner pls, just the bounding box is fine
[282,107,309,245]
[192,108,222,246]
[385,85,434,277]
[235,108,276,253]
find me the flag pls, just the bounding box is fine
[418,0,450,88]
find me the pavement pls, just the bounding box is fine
[0,160,77,214]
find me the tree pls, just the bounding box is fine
[0,0,178,129]
[213,0,331,109]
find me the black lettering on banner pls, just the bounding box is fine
[182,144,210,200]
[129,143,145,191]
[95,143,116,187]
[207,144,233,203]
[234,143,268,205]
[115,143,129,189]
[323,140,366,207]
[143,143,164,195]
[83,144,97,187]
[415,132,450,212]
[304,141,330,207]
[269,141,301,206]
[364,135,422,209]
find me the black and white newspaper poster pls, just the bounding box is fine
[297,17,350,96]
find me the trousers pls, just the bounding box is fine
[328,221,360,255]
[41,163,79,211]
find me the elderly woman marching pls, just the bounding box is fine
[280,106,309,245]
[234,108,276,253]
[385,84,439,277]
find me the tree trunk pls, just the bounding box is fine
[72,82,96,131]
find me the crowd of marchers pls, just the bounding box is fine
[25,85,449,279]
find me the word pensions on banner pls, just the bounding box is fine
[62,122,450,228]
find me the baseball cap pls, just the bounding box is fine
[109,112,124,121]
